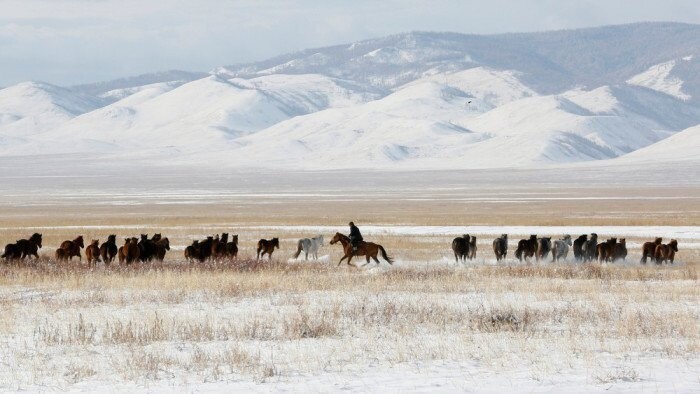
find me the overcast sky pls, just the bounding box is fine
[1,0,699,86]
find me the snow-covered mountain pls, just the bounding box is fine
[1,22,699,170]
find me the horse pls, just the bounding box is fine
[583,233,598,262]
[100,235,118,265]
[198,237,214,262]
[330,232,392,267]
[2,233,42,261]
[125,237,141,264]
[655,240,678,264]
[293,235,324,260]
[536,237,552,262]
[640,237,662,264]
[515,235,537,262]
[118,238,129,263]
[451,234,470,263]
[85,239,101,266]
[468,236,477,260]
[138,234,159,262]
[257,238,279,260]
[551,235,572,262]
[153,237,170,261]
[611,238,627,262]
[56,236,84,261]
[572,234,587,261]
[184,240,200,263]
[212,233,229,259]
[225,234,239,259]
[596,238,617,262]
[492,234,508,261]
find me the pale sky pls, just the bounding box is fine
[1,0,699,86]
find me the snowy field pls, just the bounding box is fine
[0,166,698,392]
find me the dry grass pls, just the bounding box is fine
[0,259,697,388]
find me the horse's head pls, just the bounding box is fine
[529,234,537,240]
[590,233,598,240]
[152,233,162,241]
[141,234,148,241]
[91,240,99,247]
[31,233,43,247]
[317,235,324,245]
[76,236,85,248]
[123,238,131,245]
[619,238,626,245]
[131,237,139,243]
[501,234,508,239]
[462,234,470,239]
[272,238,279,248]
[654,237,663,245]
[231,235,239,245]
[330,232,344,245]
[669,240,678,251]
[108,234,116,243]
[470,236,477,242]
[163,238,170,250]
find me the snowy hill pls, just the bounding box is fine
[0,22,699,169]
[619,124,700,162]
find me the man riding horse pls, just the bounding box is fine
[348,221,363,251]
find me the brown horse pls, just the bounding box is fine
[515,235,537,262]
[535,237,551,262]
[118,238,129,263]
[257,238,279,260]
[56,236,84,261]
[85,239,101,266]
[596,238,617,262]
[330,232,393,267]
[184,240,200,262]
[492,234,508,261]
[468,236,477,260]
[2,233,42,260]
[640,237,662,264]
[100,235,118,265]
[612,238,627,261]
[451,234,470,263]
[225,234,239,259]
[655,240,678,264]
[153,237,170,262]
[125,237,140,264]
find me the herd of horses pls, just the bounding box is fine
[0,231,680,266]
[453,233,677,264]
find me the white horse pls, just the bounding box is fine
[551,234,572,262]
[293,235,324,260]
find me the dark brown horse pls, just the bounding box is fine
[56,236,84,261]
[257,238,279,260]
[184,240,200,262]
[330,232,392,267]
[2,233,43,261]
[655,240,678,264]
[125,237,140,264]
[596,238,617,262]
[153,237,170,261]
[451,234,470,263]
[611,238,627,262]
[492,234,508,261]
[85,239,101,266]
[535,237,552,262]
[225,234,239,259]
[515,235,537,262]
[572,234,587,261]
[118,238,129,263]
[583,233,598,262]
[212,233,229,259]
[640,237,662,264]
[100,235,118,265]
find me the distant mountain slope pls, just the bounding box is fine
[0,22,699,170]
[217,22,700,102]
[619,124,700,162]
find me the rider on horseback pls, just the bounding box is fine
[348,221,363,252]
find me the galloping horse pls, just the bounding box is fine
[572,234,587,261]
[492,234,508,261]
[451,234,470,263]
[56,236,84,261]
[515,235,537,262]
[551,235,572,262]
[640,237,662,264]
[2,233,42,261]
[257,238,279,260]
[330,232,393,267]
[85,239,101,266]
[655,240,678,264]
[100,235,118,265]
[294,235,324,260]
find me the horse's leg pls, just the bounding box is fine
[372,254,380,264]
[305,250,308,261]
[362,255,371,267]
[337,254,347,266]
[346,255,356,267]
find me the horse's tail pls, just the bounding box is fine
[378,245,393,265]
[515,245,523,261]
[293,239,304,259]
